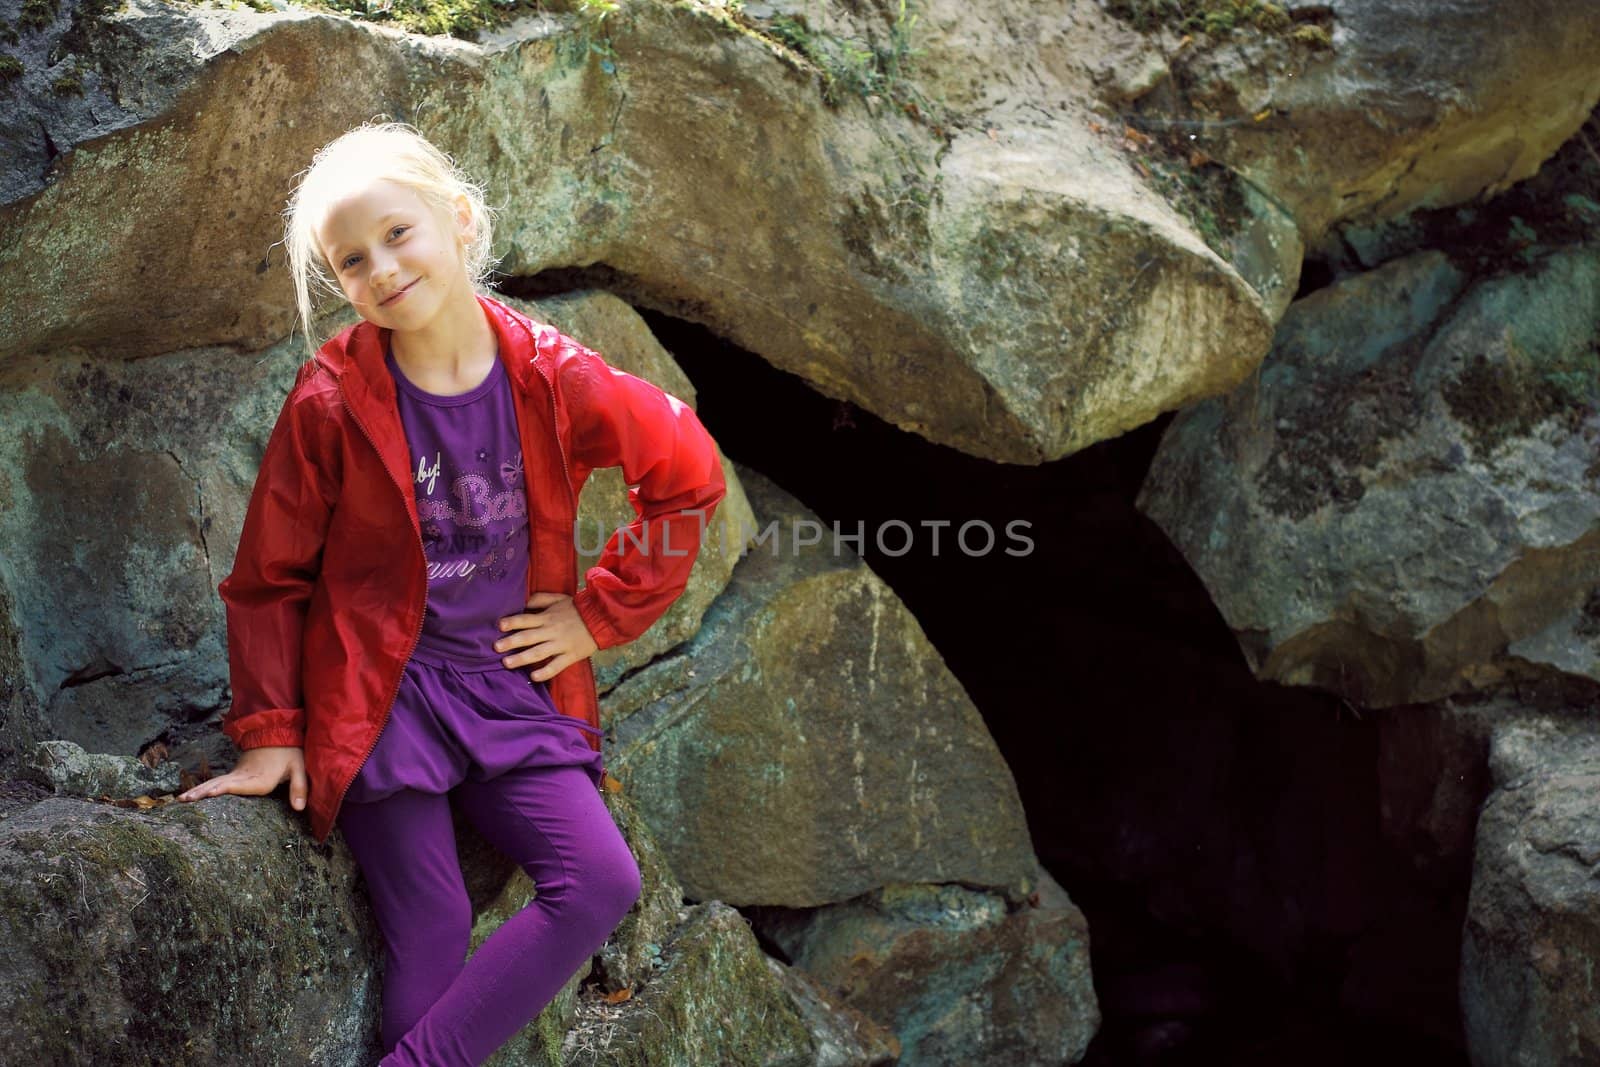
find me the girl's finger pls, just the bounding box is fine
[289,762,309,812]
[525,591,565,608]
[493,626,543,651]
[532,653,572,682]
[497,612,543,633]
[504,640,560,669]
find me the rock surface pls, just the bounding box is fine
[1139,246,1600,707]
[603,464,1038,908]
[750,866,1099,1067]
[2,0,1277,463]
[0,771,890,1065]
[0,794,383,1065]
[20,738,182,797]
[1117,0,1600,243]
[1460,713,1600,1066]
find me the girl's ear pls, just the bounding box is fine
[453,193,474,246]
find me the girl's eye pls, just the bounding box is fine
[341,254,360,270]
[389,225,408,240]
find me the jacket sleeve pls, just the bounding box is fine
[561,338,727,650]
[217,362,341,750]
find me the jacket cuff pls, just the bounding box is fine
[231,726,305,750]
[223,707,306,751]
[573,582,624,651]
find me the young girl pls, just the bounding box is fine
[177,121,726,1066]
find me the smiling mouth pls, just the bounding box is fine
[380,280,417,306]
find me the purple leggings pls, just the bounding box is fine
[337,764,643,1066]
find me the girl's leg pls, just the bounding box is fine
[337,788,475,1054]
[379,763,643,1067]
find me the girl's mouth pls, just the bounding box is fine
[381,280,417,306]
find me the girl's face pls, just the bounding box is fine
[316,178,473,331]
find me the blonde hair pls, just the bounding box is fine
[282,121,499,361]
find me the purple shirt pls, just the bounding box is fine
[388,346,531,666]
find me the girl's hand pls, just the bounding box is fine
[177,746,309,811]
[495,591,600,682]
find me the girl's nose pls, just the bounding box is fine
[370,253,398,288]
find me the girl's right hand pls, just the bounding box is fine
[178,745,309,811]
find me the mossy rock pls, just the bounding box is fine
[0,795,381,1065]
[560,900,815,1066]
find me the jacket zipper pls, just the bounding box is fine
[330,373,430,824]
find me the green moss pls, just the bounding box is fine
[1138,144,1249,259]
[60,0,127,54]
[1440,340,1600,457]
[170,0,547,39]
[1253,336,1428,520]
[316,0,538,38]
[18,0,56,32]
[1,807,377,1062]
[1290,23,1332,48]
[0,54,20,81]
[753,0,944,126]
[1106,0,1325,41]
[51,68,82,95]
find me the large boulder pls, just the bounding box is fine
[0,332,301,758]
[0,770,890,1064]
[0,795,383,1064]
[750,866,1100,1066]
[1138,245,1600,708]
[2,0,1276,463]
[602,464,1039,908]
[1108,0,1600,244]
[1460,713,1600,1066]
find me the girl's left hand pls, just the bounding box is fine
[494,591,600,681]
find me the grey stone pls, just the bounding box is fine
[603,464,1038,908]
[20,738,181,798]
[1139,246,1600,707]
[1460,713,1600,1066]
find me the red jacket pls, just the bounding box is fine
[218,294,726,843]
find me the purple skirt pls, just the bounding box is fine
[345,649,605,805]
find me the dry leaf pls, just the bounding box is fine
[1253,107,1272,122]
[604,986,633,1004]
[103,794,168,809]
[139,742,169,769]
[1188,148,1213,168]
[601,771,624,794]
[1122,125,1152,147]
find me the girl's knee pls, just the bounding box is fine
[570,842,641,927]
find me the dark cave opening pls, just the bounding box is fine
[503,273,1474,1066]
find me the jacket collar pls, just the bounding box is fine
[312,293,547,403]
